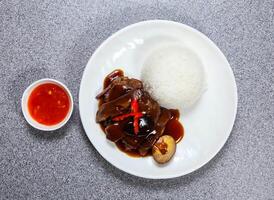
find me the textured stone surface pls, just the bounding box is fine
[0,0,273,199]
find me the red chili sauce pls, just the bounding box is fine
[28,83,70,125]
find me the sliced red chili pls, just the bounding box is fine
[112,97,143,135]
[132,98,141,134]
[112,112,143,121]
[131,98,138,113]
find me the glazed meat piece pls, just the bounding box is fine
[96,90,133,122]
[96,73,144,123]
[106,77,142,102]
[122,135,144,150]
[105,124,125,142]
[96,76,143,102]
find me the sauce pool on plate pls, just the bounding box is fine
[28,83,70,125]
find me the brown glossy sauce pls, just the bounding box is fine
[164,119,184,143]
[163,109,184,143]
[98,69,184,157]
[116,140,151,157]
[169,109,180,120]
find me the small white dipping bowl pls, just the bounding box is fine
[21,78,74,131]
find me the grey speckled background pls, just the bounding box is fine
[0,0,273,199]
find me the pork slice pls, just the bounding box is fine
[105,124,126,142]
[96,90,134,122]
[96,77,143,101]
[121,135,145,150]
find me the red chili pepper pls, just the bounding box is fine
[113,113,134,121]
[132,98,141,134]
[112,97,143,135]
[113,112,143,121]
[131,98,138,113]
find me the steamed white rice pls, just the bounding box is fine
[141,44,206,110]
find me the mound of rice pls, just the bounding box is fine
[141,44,206,110]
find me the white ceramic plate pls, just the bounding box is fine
[79,20,237,179]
